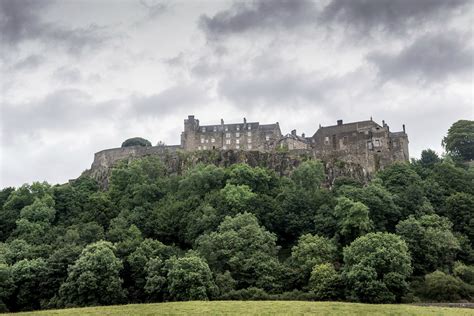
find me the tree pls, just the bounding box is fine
[343,232,412,303]
[226,163,278,195]
[338,179,400,231]
[422,270,468,302]
[334,197,373,245]
[445,193,474,242]
[0,263,13,312]
[10,258,48,311]
[396,215,460,275]
[291,234,337,282]
[442,120,474,161]
[309,263,341,300]
[165,254,218,301]
[121,137,152,147]
[376,163,425,219]
[196,212,281,290]
[291,160,325,192]
[419,149,441,169]
[59,241,125,307]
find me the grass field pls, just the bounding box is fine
[9,301,474,316]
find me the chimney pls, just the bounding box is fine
[382,120,386,127]
[337,119,343,126]
[243,117,247,124]
[188,115,195,121]
[302,133,305,138]
[221,118,224,125]
[403,124,406,133]
[291,129,297,136]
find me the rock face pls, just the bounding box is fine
[82,146,369,189]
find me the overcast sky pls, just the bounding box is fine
[1,0,473,187]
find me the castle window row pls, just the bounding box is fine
[197,144,253,150]
[200,125,252,133]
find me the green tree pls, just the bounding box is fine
[291,160,325,192]
[165,254,218,301]
[422,270,468,302]
[396,215,460,275]
[445,192,474,242]
[309,263,341,300]
[10,258,48,311]
[0,263,13,312]
[226,163,278,194]
[197,212,281,290]
[59,241,125,307]
[121,137,152,147]
[291,234,337,282]
[442,120,474,161]
[334,197,373,245]
[144,257,167,300]
[343,232,412,303]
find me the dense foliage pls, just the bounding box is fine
[0,121,473,312]
[121,137,152,148]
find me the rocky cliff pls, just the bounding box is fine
[81,146,370,189]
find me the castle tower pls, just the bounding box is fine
[181,115,199,150]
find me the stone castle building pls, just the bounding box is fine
[180,115,409,173]
[90,115,409,178]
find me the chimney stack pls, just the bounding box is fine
[337,119,343,126]
[221,118,224,125]
[291,129,297,136]
[403,124,406,133]
[302,133,305,138]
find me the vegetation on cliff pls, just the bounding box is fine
[121,137,152,148]
[0,121,473,313]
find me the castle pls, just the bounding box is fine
[90,115,409,179]
[180,115,409,172]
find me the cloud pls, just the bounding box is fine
[0,0,111,54]
[367,31,473,83]
[52,66,82,83]
[199,0,319,39]
[11,54,45,70]
[131,84,212,117]
[321,0,470,36]
[1,89,115,145]
[139,0,169,19]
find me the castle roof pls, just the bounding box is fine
[312,120,382,137]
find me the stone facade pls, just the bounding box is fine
[181,115,282,152]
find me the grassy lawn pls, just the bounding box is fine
[8,301,474,316]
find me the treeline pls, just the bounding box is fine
[0,120,473,312]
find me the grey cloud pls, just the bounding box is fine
[131,84,211,117]
[199,0,318,39]
[139,0,168,19]
[367,31,473,82]
[53,66,82,83]
[0,0,111,54]
[322,0,469,36]
[1,89,114,144]
[12,54,45,70]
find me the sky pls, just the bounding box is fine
[1,0,473,188]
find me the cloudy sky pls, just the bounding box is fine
[1,0,473,187]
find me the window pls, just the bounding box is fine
[248,132,252,137]
[213,126,217,132]
[226,139,231,145]
[265,135,270,141]
[226,133,231,138]
[235,132,240,137]
[203,146,207,150]
[202,127,206,132]
[225,126,228,131]
[198,146,202,150]
[236,145,240,149]
[248,125,251,130]
[374,140,381,147]
[368,142,373,150]
[343,136,348,145]
[205,139,209,143]
[236,139,240,144]
[247,138,252,144]
[223,145,227,150]
[248,144,252,149]
[236,126,240,131]
[200,138,204,144]
[211,138,215,143]
[324,136,329,145]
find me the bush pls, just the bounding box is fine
[220,287,270,300]
[309,263,342,300]
[121,137,152,148]
[422,270,469,302]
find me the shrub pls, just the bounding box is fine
[121,137,152,148]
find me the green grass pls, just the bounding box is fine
[9,301,474,316]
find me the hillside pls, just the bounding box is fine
[11,301,474,316]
